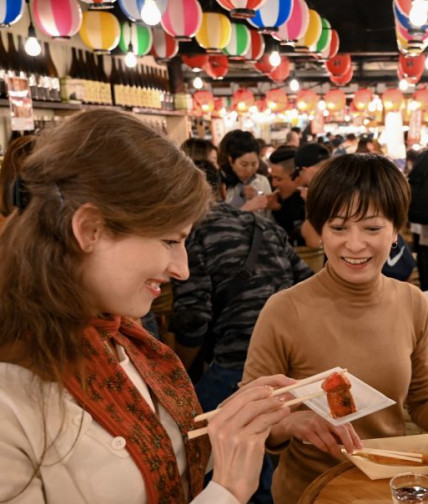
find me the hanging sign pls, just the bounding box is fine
[6,76,35,131]
[311,109,324,135]
[408,108,423,144]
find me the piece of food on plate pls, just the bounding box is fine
[321,371,357,418]
[354,452,428,466]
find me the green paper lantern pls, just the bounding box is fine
[315,18,332,53]
[119,22,152,56]
[223,22,250,58]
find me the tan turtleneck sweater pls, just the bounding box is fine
[242,263,428,504]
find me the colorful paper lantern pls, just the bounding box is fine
[196,12,232,53]
[119,22,152,55]
[325,89,346,111]
[223,22,250,59]
[382,88,404,112]
[161,0,202,41]
[243,29,265,62]
[151,26,179,60]
[118,0,145,21]
[204,54,229,79]
[79,10,119,52]
[33,0,82,39]
[330,64,353,86]
[232,88,255,112]
[0,0,24,26]
[193,90,215,113]
[393,2,428,32]
[295,9,322,50]
[248,0,293,33]
[353,89,373,111]
[414,88,428,111]
[296,90,319,112]
[266,88,288,112]
[254,53,274,74]
[269,56,290,82]
[315,18,332,53]
[216,0,268,19]
[326,53,352,77]
[399,53,425,84]
[81,0,116,9]
[394,0,412,16]
[182,54,209,71]
[274,0,309,43]
[320,28,339,59]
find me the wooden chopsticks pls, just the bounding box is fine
[187,390,325,440]
[193,367,348,424]
[349,447,424,464]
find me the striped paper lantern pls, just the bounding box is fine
[223,22,250,59]
[216,0,267,19]
[394,0,412,15]
[161,0,202,41]
[196,12,232,52]
[320,28,339,59]
[315,18,331,53]
[248,0,293,33]
[151,26,179,60]
[0,0,24,26]
[81,0,117,9]
[119,22,152,55]
[296,9,322,50]
[393,1,428,32]
[204,54,229,79]
[243,29,265,62]
[33,0,82,38]
[118,0,144,21]
[79,11,120,53]
[274,0,309,43]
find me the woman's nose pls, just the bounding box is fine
[345,230,366,251]
[168,245,190,281]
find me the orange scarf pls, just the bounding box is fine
[66,316,210,504]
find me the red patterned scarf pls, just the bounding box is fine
[65,316,210,504]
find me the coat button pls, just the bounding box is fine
[111,436,126,450]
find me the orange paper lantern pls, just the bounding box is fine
[325,89,346,111]
[266,89,288,112]
[353,89,373,111]
[296,90,319,112]
[232,88,255,112]
[193,90,215,113]
[382,88,404,112]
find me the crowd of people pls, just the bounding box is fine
[0,110,428,504]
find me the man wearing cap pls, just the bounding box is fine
[293,143,331,247]
[269,146,306,246]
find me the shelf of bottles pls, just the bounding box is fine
[0,33,183,118]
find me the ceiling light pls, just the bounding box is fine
[409,0,427,27]
[289,78,300,92]
[269,50,281,67]
[141,0,162,26]
[399,78,409,91]
[124,43,137,68]
[25,26,41,57]
[193,76,204,89]
[318,100,326,111]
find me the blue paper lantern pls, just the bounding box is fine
[0,0,24,26]
[248,0,293,33]
[118,0,145,21]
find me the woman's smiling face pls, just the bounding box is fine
[321,202,397,285]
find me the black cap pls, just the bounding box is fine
[295,143,330,171]
[269,146,296,164]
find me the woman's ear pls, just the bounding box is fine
[72,203,103,253]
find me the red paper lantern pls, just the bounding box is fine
[353,89,373,111]
[254,53,274,74]
[326,53,352,77]
[193,90,215,113]
[382,88,404,112]
[266,89,288,113]
[204,54,229,79]
[414,88,428,111]
[151,26,179,60]
[398,53,425,84]
[182,54,209,71]
[232,88,255,112]
[269,56,290,82]
[296,90,319,112]
[330,65,353,86]
[325,89,346,112]
[243,29,265,62]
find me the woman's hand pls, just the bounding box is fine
[241,195,268,212]
[268,410,362,458]
[208,375,293,504]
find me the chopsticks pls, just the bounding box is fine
[187,390,325,440]
[193,367,348,423]
[349,447,424,464]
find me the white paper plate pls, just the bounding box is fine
[345,434,428,480]
[291,366,396,426]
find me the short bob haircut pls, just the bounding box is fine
[306,153,410,235]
